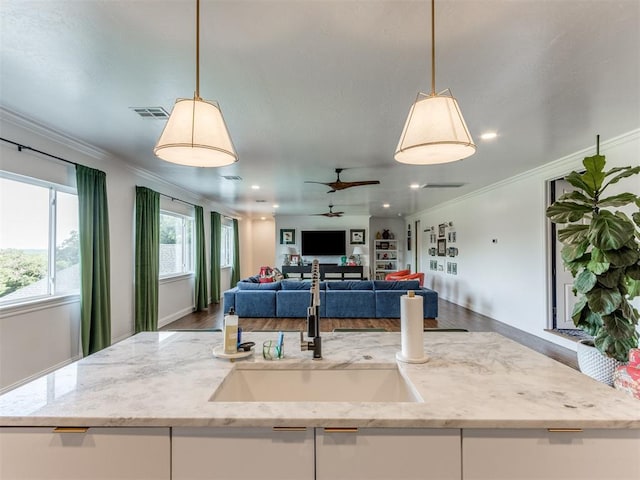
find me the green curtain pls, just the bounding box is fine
[135,186,159,332]
[231,218,241,286]
[194,205,208,310]
[210,211,221,303]
[75,165,111,356]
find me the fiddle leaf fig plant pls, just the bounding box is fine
[546,149,640,362]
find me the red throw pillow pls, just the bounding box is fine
[259,276,274,283]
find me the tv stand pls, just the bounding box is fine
[282,265,365,281]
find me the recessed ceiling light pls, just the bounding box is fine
[272,204,279,208]
[410,183,420,189]
[251,185,260,190]
[480,132,497,140]
[260,216,266,220]
[383,203,390,208]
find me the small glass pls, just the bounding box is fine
[263,340,284,360]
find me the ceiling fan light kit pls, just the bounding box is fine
[154,0,237,167]
[395,0,476,165]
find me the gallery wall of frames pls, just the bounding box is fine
[424,221,458,275]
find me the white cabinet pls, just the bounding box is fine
[375,239,399,279]
[172,427,315,480]
[316,427,461,480]
[0,426,170,480]
[463,428,640,480]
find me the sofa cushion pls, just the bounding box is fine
[326,280,374,290]
[325,290,376,317]
[237,281,281,290]
[235,291,277,317]
[373,280,420,291]
[276,290,327,317]
[281,280,327,290]
[375,288,438,318]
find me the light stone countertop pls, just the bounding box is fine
[1,331,639,429]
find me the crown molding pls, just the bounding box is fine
[0,106,240,218]
[1,106,111,162]
[409,128,640,218]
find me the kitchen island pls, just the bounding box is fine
[1,331,639,479]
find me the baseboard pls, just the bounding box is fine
[158,306,194,329]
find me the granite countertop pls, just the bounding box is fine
[1,331,638,429]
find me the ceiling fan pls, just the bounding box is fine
[305,168,380,193]
[312,204,344,217]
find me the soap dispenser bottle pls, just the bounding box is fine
[223,307,239,354]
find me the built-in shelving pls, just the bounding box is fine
[374,239,398,279]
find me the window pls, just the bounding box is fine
[159,211,194,277]
[220,223,233,268]
[0,173,79,305]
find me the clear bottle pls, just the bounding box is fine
[223,307,239,354]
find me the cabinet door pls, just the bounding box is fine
[173,427,314,480]
[463,428,640,480]
[0,426,170,480]
[316,427,461,480]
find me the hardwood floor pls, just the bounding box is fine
[162,299,578,369]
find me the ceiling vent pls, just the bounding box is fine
[221,175,242,181]
[255,199,267,203]
[422,182,466,188]
[130,107,170,119]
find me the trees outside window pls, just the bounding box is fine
[0,174,79,304]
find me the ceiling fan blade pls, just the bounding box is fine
[304,181,332,186]
[327,180,380,191]
[305,169,380,193]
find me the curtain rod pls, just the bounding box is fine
[160,193,198,209]
[1,136,234,216]
[0,136,80,167]
[136,186,198,209]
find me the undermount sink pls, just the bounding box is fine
[210,365,423,402]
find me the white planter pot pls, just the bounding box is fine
[576,339,623,386]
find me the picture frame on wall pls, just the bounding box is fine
[437,238,447,256]
[350,229,366,245]
[280,228,295,245]
[438,223,446,238]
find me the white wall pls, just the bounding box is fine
[0,110,236,391]
[275,215,371,273]
[406,130,640,352]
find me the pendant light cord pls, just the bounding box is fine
[195,0,200,99]
[431,0,436,95]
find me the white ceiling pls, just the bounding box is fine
[1,0,639,218]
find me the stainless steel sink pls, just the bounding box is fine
[210,364,422,402]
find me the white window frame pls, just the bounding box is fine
[220,223,233,268]
[159,209,195,280]
[0,171,79,307]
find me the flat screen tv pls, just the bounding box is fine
[301,230,346,256]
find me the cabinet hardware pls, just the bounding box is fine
[53,427,89,433]
[547,428,583,433]
[324,427,358,433]
[272,426,307,431]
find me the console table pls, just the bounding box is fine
[282,265,365,281]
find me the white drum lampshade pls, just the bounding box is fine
[395,92,476,165]
[154,97,237,167]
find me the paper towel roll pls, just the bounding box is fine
[397,291,429,363]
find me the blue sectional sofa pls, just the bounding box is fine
[223,279,438,319]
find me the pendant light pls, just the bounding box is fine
[154,0,238,167]
[395,0,475,165]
